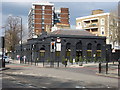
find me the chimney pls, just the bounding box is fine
[92,9,104,15]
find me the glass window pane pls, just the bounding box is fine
[56,51,60,57]
[40,52,45,57]
[87,50,92,57]
[96,50,101,57]
[66,51,70,57]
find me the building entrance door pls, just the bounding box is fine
[76,51,82,62]
[39,48,45,62]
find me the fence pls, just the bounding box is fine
[99,62,119,76]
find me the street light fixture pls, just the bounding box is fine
[1,26,6,68]
[17,16,22,63]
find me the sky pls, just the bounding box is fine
[0,1,119,38]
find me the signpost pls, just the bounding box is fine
[56,43,61,51]
[56,38,61,67]
[1,37,5,67]
[50,41,55,67]
[51,41,55,53]
[50,38,62,68]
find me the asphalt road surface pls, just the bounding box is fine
[2,63,119,89]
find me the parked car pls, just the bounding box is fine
[3,56,12,63]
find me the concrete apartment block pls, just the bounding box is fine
[76,10,110,44]
[28,2,70,39]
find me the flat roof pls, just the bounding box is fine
[32,2,54,6]
[76,13,110,20]
[49,29,95,36]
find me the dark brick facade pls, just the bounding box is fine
[14,30,111,63]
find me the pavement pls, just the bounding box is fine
[10,60,119,79]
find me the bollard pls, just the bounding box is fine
[57,61,59,67]
[118,61,120,76]
[106,62,108,74]
[43,61,44,67]
[99,62,101,73]
[35,60,36,66]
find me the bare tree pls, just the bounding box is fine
[109,7,120,48]
[4,16,23,52]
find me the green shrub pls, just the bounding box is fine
[87,58,91,62]
[47,58,50,63]
[75,56,79,62]
[79,56,83,62]
[62,56,68,64]
[69,57,73,64]
[62,56,65,64]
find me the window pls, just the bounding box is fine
[56,51,60,57]
[78,22,81,26]
[87,50,92,57]
[96,50,101,57]
[76,42,82,50]
[87,43,92,50]
[97,44,101,50]
[84,22,86,27]
[96,44,101,57]
[40,48,45,57]
[40,52,45,57]
[87,43,92,57]
[66,43,71,50]
[101,27,105,35]
[42,6,45,10]
[66,51,70,57]
[42,15,44,19]
[101,18,105,25]
[66,43,71,57]
[58,14,60,17]
[42,11,44,15]
[102,31,104,35]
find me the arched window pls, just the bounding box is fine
[87,43,92,50]
[66,43,71,50]
[96,44,101,57]
[76,42,82,61]
[66,43,71,57]
[40,48,45,57]
[101,18,105,25]
[87,43,92,57]
[76,42,82,50]
[97,44,101,50]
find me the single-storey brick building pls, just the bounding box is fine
[14,29,112,63]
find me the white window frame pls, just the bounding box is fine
[42,6,45,10]
[101,27,105,35]
[84,22,86,27]
[101,18,105,25]
[77,22,81,26]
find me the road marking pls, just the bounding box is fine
[75,86,86,88]
[42,86,47,88]
[20,72,23,74]
[52,76,57,78]
[66,78,72,80]
[45,82,51,85]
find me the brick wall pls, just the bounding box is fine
[60,8,69,24]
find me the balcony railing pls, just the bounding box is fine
[89,24,97,27]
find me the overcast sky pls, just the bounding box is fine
[0,1,118,37]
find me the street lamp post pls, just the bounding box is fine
[1,26,6,68]
[17,16,22,63]
[1,37,5,67]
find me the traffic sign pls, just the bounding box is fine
[51,41,55,52]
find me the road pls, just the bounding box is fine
[2,63,119,89]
